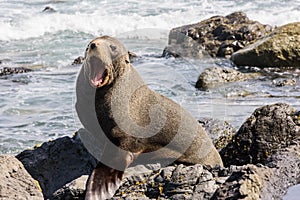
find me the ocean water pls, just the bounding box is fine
[0,0,299,151]
[0,0,299,198]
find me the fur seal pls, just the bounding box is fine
[75,36,223,200]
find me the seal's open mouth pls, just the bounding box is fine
[89,56,109,88]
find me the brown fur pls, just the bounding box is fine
[76,36,223,200]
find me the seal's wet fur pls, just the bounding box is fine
[76,36,223,200]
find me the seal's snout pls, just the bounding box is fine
[90,43,97,50]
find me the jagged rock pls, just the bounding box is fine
[42,6,56,13]
[220,103,300,166]
[110,164,222,200]
[52,175,88,200]
[199,117,236,151]
[0,155,43,200]
[163,12,273,58]
[72,56,85,65]
[16,133,97,199]
[214,139,300,199]
[0,67,32,76]
[53,139,300,200]
[195,66,258,90]
[231,22,300,68]
[15,104,300,199]
[273,78,297,87]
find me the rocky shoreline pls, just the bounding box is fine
[0,103,299,200]
[0,12,299,199]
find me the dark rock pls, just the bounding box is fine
[16,132,97,199]
[231,22,300,68]
[72,56,84,65]
[55,141,300,200]
[0,67,32,76]
[0,155,43,199]
[273,78,297,87]
[198,117,236,151]
[220,103,300,166]
[52,175,88,200]
[163,12,273,58]
[111,164,220,200]
[42,6,56,13]
[213,139,300,199]
[195,66,258,90]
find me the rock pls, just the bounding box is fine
[16,132,97,199]
[163,12,273,58]
[42,6,56,13]
[0,67,32,76]
[72,56,84,65]
[111,164,221,200]
[220,103,300,166]
[198,117,236,151]
[273,78,297,87]
[112,139,300,200]
[0,155,43,200]
[52,175,88,200]
[214,139,300,199]
[195,66,257,90]
[231,22,300,68]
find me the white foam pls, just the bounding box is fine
[0,0,299,41]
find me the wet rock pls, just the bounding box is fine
[42,6,56,13]
[0,155,43,200]
[16,133,97,199]
[273,78,297,87]
[231,22,300,68]
[195,66,257,90]
[72,56,84,65]
[55,140,300,200]
[111,164,220,200]
[52,175,88,200]
[164,12,272,58]
[220,103,300,166]
[199,117,236,151]
[0,67,32,76]
[214,139,300,200]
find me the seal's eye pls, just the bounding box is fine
[110,45,117,51]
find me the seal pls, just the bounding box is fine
[75,36,223,200]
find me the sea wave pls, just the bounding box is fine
[0,0,299,41]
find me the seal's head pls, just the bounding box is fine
[84,36,129,88]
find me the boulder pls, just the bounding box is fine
[163,12,273,58]
[231,22,300,68]
[54,140,300,200]
[14,104,300,199]
[195,66,257,90]
[214,139,300,199]
[16,133,97,199]
[220,103,300,166]
[0,155,43,200]
[0,67,32,76]
[72,56,84,65]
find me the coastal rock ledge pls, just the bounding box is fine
[231,22,300,68]
[163,11,272,59]
[0,103,298,199]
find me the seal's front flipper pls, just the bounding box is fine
[85,162,123,200]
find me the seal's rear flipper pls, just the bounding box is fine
[85,162,123,200]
